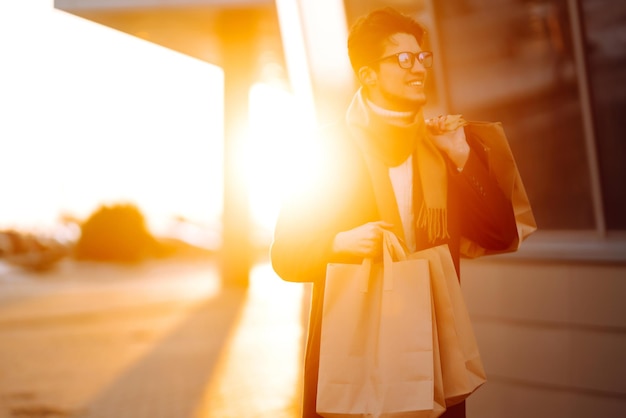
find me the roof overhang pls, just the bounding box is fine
[54,0,285,71]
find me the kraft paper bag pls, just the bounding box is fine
[426,116,536,258]
[317,231,445,418]
[460,121,537,258]
[409,245,486,406]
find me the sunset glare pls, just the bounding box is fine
[247,82,317,232]
[0,0,311,244]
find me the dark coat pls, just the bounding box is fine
[270,121,518,418]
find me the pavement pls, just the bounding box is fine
[0,255,308,418]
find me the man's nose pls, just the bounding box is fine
[410,56,426,72]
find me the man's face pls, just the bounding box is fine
[365,33,428,112]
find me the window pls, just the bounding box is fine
[434,0,595,230]
[580,0,626,230]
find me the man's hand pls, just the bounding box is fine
[332,221,394,258]
[427,115,470,170]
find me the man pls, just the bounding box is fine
[271,7,520,418]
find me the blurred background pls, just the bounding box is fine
[0,0,625,417]
[1,0,625,262]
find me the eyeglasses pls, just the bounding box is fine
[369,51,433,69]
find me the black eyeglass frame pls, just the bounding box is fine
[367,51,434,69]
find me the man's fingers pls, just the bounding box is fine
[371,221,394,230]
[380,221,394,230]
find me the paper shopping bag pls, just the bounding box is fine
[461,121,537,258]
[317,231,445,418]
[410,245,487,406]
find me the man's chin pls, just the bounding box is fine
[397,96,427,111]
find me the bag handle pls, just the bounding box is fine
[382,230,408,291]
[358,258,373,292]
[359,230,408,292]
[383,229,408,261]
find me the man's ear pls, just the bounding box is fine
[358,66,377,86]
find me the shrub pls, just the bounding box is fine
[75,203,155,262]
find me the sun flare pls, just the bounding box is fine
[246,82,318,232]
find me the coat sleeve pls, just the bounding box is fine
[270,201,337,284]
[447,132,519,253]
[270,125,378,283]
[269,143,332,283]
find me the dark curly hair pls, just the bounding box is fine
[347,7,427,74]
